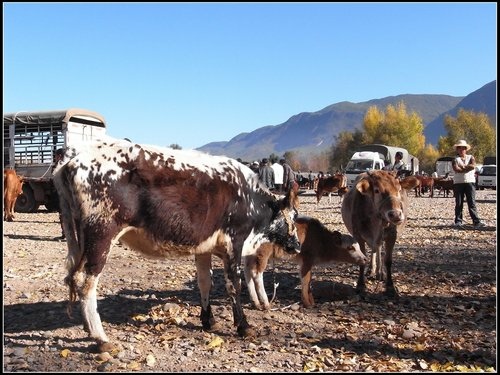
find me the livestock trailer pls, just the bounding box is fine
[435,156,455,178]
[3,108,108,212]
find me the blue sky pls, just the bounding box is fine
[3,2,497,150]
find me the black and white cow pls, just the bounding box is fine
[53,140,301,352]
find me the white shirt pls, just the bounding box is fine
[453,155,476,184]
[271,163,284,184]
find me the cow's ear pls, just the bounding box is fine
[281,186,300,210]
[355,178,371,195]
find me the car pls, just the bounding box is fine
[477,165,496,190]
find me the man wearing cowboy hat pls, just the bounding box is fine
[451,140,485,229]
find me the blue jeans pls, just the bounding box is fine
[453,183,481,225]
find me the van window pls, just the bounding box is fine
[346,160,373,171]
[480,166,496,176]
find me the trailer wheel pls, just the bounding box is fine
[15,184,40,213]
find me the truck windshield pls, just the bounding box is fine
[346,160,373,171]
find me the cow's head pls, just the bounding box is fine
[265,186,301,254]
[337,233,368,266]
[355,170,407,226]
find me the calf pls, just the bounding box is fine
[53,140,301,352]
[315,174,347,204]
[4,169,24,222]
[243,215,367,309]
[341,170,418,296]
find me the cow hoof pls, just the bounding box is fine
[385,287,399,298]
[252,303,262,311]
[202,321,220,332]
[355,283,366,294]
[97,341,115,353]
[237,325,256,338]
[302,298,314,308]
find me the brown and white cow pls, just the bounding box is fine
[315,174,347,204]
[341,170,418,296]
[53,140,301,352]
[4,169,24,222]
[243,215,367,309]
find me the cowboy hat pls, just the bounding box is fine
[453,139,471,151]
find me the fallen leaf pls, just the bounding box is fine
[206,336,224,349]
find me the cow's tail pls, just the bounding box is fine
[53,167,85,317]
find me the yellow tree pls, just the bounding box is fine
[437,109,496,163]
[363,101,426,156]
[363,106,385,143]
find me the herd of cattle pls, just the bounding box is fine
[5,141,454,352]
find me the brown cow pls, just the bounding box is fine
[341,170,418,296]
[414,175,434,197]
[4,169,24,222]
[243,215,367,309]
[315,174,347,204]
[433,177,454,197]
[400,175,420,196]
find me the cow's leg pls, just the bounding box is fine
[299,260,315,308]
[242,256,262,310]
[220,251,255,337]
[252,250,273,310]
[67,225,116,352]
[11,197,18,219]
[356,241,367,294]
[69,262,112,352]
[195,253,217,331]
[369,245,385,280]
[383,231,398,297]
[254,270,270,310]
[77,273,110,347]
[5,198,13,221]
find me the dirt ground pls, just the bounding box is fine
[3,189,497,372]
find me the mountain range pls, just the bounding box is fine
[197,80,496,162]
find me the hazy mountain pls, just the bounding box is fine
[197,80,496,161]
[425,80,497,144]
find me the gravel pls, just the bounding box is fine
[3,189,497,372]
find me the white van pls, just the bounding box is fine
[477,165,496,190]
[345,151,385,188]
